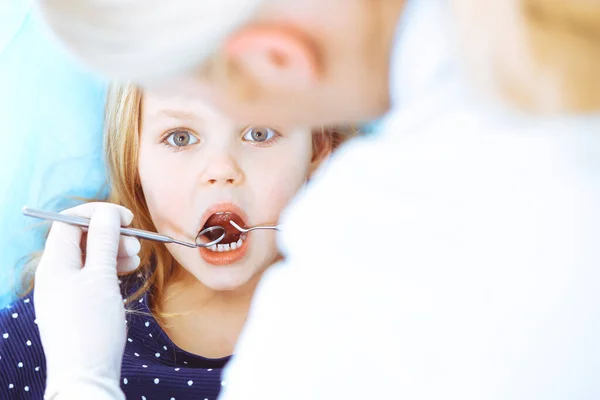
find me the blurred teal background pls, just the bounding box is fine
[0,0,108,307]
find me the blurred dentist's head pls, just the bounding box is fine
[37,0,600,130]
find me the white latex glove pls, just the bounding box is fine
[34,203,141,400]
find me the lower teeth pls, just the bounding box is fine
[208,236,245,252]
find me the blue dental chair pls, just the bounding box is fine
[0,1,107,307]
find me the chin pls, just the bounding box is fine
[194,265,258,292]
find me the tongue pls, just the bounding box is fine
[201,212,245,243]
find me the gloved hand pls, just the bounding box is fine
[34,203,141,400]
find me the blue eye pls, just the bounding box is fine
[243,127,277,143]
[166,130,199,147]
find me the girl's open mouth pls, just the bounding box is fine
[197,205,250,266]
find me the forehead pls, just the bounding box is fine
[141,90,228,123]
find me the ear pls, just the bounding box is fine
[223,25,320,90]
[308,130,334,176]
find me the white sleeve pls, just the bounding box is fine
[219,111,600,400]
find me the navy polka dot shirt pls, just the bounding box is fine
[0,279,230,399]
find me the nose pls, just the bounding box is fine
[201,151,244,186]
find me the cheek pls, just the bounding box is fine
[245,150,312,221]
[138,146,193,234]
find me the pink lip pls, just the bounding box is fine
[197,202,250,266]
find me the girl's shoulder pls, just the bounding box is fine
[119,269,151,297]
[0,293,38,338]
[0,294,47,399]
[119,271,151,311]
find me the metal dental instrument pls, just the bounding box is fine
[229,220,281,233]
[22,206,226,248]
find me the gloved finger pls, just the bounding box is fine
[37,202,135,280]
[80,234,140,261]
[62,202,134,226]
[37,219,85,278]
[116,255,141,274]
[84,204,132,273]
[117,236,141,259]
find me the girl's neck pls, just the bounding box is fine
[154,265,264,358]
[166,265,261,308]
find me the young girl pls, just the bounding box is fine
[0,83,355,399]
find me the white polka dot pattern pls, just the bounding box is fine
[1,285,229,399]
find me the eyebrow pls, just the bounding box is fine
[153,109,199,120]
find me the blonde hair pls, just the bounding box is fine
[451,0,600,112]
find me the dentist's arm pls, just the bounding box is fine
[34,203,141,400]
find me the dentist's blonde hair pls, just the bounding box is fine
[451,0,600,112]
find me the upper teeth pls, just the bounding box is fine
[209,237,245,252]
